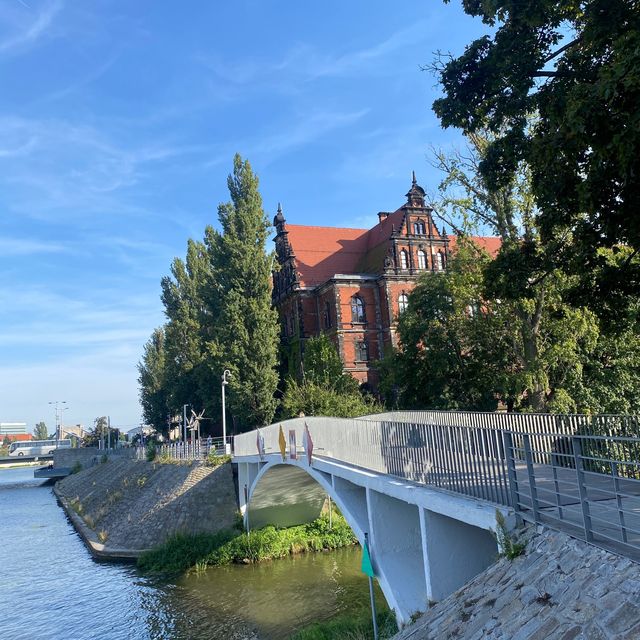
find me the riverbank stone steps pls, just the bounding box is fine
[392,526,640,639]
[55,458,238,557]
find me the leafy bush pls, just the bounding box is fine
[138,511,357,574]
[71,461,83,474]
[145,442,156,462]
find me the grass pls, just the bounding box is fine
[138,511,357,574]
[290,609,398,640]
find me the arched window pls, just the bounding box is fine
[413,220,426,235]
[436,252,444,271]
[398,293,409,314]
[351,295,365,323]
[399,249,408,270]
[355,340,368,361]
[417,250,426,270]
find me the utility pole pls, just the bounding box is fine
[107,416,111,450]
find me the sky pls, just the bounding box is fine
[0,0,488,434]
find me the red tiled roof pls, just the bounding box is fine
[286,217,502,286]
[447,235,502,258]
[286,224,369,286]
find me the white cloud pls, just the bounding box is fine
[0,0,63,55]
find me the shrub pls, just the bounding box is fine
[145,442,156,462]
[71,461,83,474]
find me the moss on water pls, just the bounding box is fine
[138,511,357,574]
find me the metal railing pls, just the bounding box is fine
[135,437,231,461]
[234,412,640,561]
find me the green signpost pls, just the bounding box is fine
[362,532,379,640]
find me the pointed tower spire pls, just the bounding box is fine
[406,172,426,207]
[274,202,285,228]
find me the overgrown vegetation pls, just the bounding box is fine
[494,511,525,560]
[281,335,383,419]
[71,461,83,474]
[289,609,397,640]
[205,453,231,468]
[138,511,356,575]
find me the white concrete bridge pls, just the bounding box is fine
[233,412,640,625]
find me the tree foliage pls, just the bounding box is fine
[33,422,48,440]
[382,132,640,413]
[281,335,382,419]
[138,155,279,434]
[433,0,640,294]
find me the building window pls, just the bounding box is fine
[399,249,408,270]
[413,220,426,235]
[323,301,332,328]
[355,340,368,361]
[351,295,365,323]
[435,252,444,271]
[417,249,426,270]
[399,293,409,314]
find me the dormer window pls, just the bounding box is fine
[399,250,409,270]
[351,295,365,323]
[417,250,426,270]
[413,220,426,235]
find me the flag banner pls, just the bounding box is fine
[289,430,297,459]
[361,539,375,578]
[278,424,286,460]
[303,423,314,466]
[256,429,265,460]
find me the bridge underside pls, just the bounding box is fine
[236,456,511,626]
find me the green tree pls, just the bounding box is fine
[303,334,360,394]
[138,327,171,435]
[383,133,640,413]
[160,238,213,420]
[33,422,48,440]
[83,416,108,447]
[432,0,640,294]
[204,154,279,430]
[281,335,382,418]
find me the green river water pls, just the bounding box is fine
[0,466,387,640]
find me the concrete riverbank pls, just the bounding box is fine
[54,458,238,559]
[393,526,640,639]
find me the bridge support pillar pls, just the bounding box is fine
[367,488,427,622]
[420,507,498,602]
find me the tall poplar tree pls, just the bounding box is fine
[204,154,279,429]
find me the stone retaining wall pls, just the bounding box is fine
[53,447,135,468]
[55,458,238,557]
[393,526,640,639]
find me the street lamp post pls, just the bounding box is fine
[221,370,231,454]
[182,404,189,444]
[48,400,68,447]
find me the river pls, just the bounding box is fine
[0,466,387,640]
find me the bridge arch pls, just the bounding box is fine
[237,456,502,625]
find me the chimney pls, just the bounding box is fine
[378,211,390,224]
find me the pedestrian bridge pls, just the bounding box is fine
[233,412,640,624]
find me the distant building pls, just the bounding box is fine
[0,423,31,443]
[272,175,500,387]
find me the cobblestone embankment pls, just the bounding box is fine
[55,458,238,559]
[392,526,640,640]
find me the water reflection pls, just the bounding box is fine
[0,467,386,640]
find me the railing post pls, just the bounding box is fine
[572,437,594,542]
[612,461,628,544]
[503,431,521,516]
[522,434,540,522]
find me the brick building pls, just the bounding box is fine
[272,176,500,387]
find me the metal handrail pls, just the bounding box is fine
[234,412,640,561]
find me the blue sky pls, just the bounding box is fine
[0,0,487,434]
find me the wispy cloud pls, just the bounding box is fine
[0,237,67,256]
[0,0,63,55]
